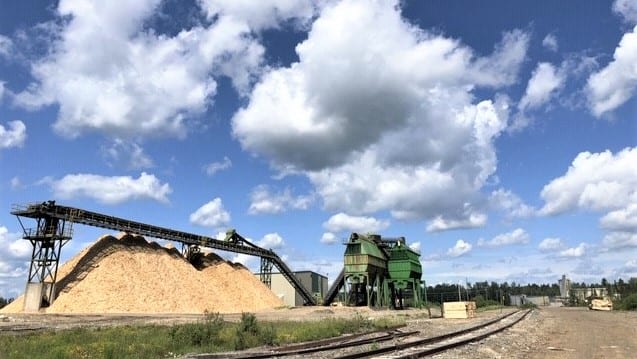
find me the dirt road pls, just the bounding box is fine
[530,307,637,359]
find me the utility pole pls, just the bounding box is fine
[458,281,462,301]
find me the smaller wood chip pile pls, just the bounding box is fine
[1,233,282,314]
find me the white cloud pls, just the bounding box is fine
[0,226,30,259]
[50,172,171,204]
[198,0,316,31]
[600,203,637,231]
[14,0,265,139]
[204,156,232,176]
[489,189,535,218]
[0,120,27,149]
[538,237,565,252]
[10,176,23,189]
[231,0,526,226]
[231,232,286,265]
[0,81,5,102]
[447,239,472,257]
[518,62,565,111]
[426,210,487,232]
[558,243,587,258]
[322,212,390,234]
[259,232,285,249]
[320,232,338,245]
[409,241,421,253]
[0,34,11,57]
[248,185,313,214]
[189,198,231,228]
[0,225,30,298]
[540,148,637,215]
[587,25,637,117]
[613,0,637,24]
[602,231,637,250]
[542,34,558,52]
[478,228,530,247]
[101,139,154,170]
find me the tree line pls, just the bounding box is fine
[423,277,637,306]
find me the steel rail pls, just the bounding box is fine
[391,309,533,358]
[192,327,417,359]
[334,309,527,359]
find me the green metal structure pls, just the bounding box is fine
[336,233,422,309]
[386,238,422,308]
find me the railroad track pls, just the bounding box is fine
[336,309,532,359]
[195,326,418,359]
[193,309,532,359]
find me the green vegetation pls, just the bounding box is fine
[0,296,13,309]
[614,293,637,311]
[0,311,404,359]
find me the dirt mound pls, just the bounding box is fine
[1,233,282,314]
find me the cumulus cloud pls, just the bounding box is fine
[426,210,487,232]
[231,0,527,227]
[447,239,472,257]
[558,243,588,258]
[322,212,390,234]
[409,241,421,253]
[538,237,565,252]
[232,232,286,265]
[0,120,27,149]
[0,225,30,298]
[602,231,637,250]
[189,198,231,228]
[613,0,637,24]
[49,172,171,204]
[320,232,338,245]
[540,148,637,215]
[13,0,269,139]
[259,232,285,249]
[489,189,535,218]
[198,0,316,31]
[587,25,637,117]
[478,228,529,247]
[518,62,565,111]
[248,185,314,214]
[204,156,232,176]
[101,139,154,169]
[542,34,558,52]
[600,203,637,231]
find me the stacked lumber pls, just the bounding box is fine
[442,301,476,319]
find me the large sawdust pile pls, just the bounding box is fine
[1,233,282,314]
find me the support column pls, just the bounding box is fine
[260,257,273,288]
[22,214,71,312]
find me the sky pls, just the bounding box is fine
[0,0,636,299]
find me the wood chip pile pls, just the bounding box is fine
[1,233,283,314]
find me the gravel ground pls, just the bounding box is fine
[2,305,636,358]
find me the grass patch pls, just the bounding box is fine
[0,312,404,359]
[614,293,637,311]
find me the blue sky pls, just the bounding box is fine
[1,0,636,298]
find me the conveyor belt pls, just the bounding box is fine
[11,202,316,305]
[323,268,344,305]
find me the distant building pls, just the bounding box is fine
[256,271,328,307]
[558,274,571,298]
[570,287,608,301]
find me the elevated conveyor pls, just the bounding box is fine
[12,201,316,307]
[322,268,344,306]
